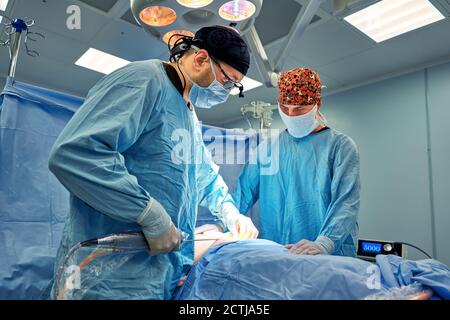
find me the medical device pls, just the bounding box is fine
[357,239,404,262]
[54,230,218,299]
[241,101,278,129]
[357,239,433,262]
[130,0,263,40]
[0,13,45,78]
[81,231,219,250]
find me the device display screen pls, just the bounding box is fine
[361,242,382,254]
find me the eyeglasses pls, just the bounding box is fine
[211,57,245,97]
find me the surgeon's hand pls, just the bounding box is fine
[285,239,323,255]
[138,197,183,256]
[219,202,258,240]
[226,213,259,240]
[143,222,182,256]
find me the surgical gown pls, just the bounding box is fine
[48,59,234,299]
[233,128,360,256]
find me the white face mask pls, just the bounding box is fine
[278,104,319,138]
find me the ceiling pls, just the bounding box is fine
[1,0,450,126]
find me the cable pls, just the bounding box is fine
[167,34,196,97]
[54,232,148,299]
[394,242,433,259]
[56,248,113,300]
[243,112,254,129]
[168,34,200,63]
[176,59,187,95]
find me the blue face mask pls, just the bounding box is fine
[181,60,230,109]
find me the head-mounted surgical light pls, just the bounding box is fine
[162,29,195,45]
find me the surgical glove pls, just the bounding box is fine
[285,239,323,255]
[220,202,259,240]
[144,222,182,256]
[314,236,335,255]
[138,197,181,256]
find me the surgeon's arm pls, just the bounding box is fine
[197,141,258,239]
[48,79,174,248]
[318,137,360,255]
[196,141,235,230]
[232,162,260,215]
[196,127,260,218]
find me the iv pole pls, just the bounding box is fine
[0,13,45,78]
[241,101,278,130]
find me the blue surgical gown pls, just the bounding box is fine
[48,59,234,299]
[233,128,360,256]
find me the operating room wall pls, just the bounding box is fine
[0,76,5,91]
[223,62,450,266]
[427,62,450,267]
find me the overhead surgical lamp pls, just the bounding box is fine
[176,0,214,9]
[138,5,177,27]
[219,0,256,22]
[131,0,263,43]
